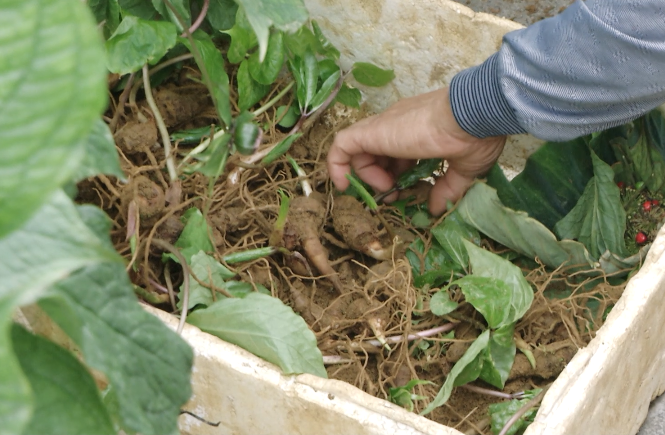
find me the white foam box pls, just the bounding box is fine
[22,1,665,434]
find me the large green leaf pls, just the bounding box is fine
[237,60,270,110]
[222,9,257,64]
[487,138,593,230]
[431,210,480,272]
[205,0,238,30]
[448,276,515,329]
[457,183,594,270]
[117,0,157,19]
[645,108,665,164]
[105,16,177,74]
[248,31,284,85]
[72,118,125,182]
[41,262,193,435]
[629,120,665,194]
[234,0,308,61]
[180,31,231,127]
[479,324,516,389]
[11,325,114,435]
[0,0,106,238]
[187,292,327,378]
[0,191,120,433]
[463,240,533,327]
[554,151,628,259]
[421,329,490,415]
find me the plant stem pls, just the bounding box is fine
[142,64,178,181]
[109,71,135,132]
[287,156,313,197]
[365,323,456,347]
[152,239,190,334]
[460,385,525,400]
[498,384,551,435]
[129,53,194,107]
[183,0,209,36]
[177,128,227,170]
[252,81,295,117]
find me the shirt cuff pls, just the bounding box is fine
[449,53,527,138]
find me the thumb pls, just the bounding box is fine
[427,166,476,216]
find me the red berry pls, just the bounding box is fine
[643,201,652,212]
[653,200,660,206]
[636,232,648,245]
[617,181,625,189]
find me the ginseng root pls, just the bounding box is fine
[332,195,391,260]
[282,193,344,293]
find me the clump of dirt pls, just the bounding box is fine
[80,60,629,434]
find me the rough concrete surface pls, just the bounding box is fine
[456,0,575,26]
[638,394,665,435]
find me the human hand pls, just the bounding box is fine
[327,87,506,215]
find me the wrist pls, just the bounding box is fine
[449,53,526,138]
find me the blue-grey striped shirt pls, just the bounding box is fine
[450,0,665,141]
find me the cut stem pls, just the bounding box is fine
[287,156,313,197]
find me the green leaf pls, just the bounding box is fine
[0,0,107,238]
[405,238,456,288]
[262,133,302,164]
[233,114,262,155]
[396,159,442,190]
[479,324,516,389]
[463,240,533,327]
[234,0,308,61]
[182,251,237,309]
[89,0,121,37]
[430,290,458,316]
[11,325,114,435]
[335,83,362,109]
[188,292,327,378]
[421,330,490,414]
[311,20,340,59]
[352,62,395,87]
[293,50,319,112]
[105,16,177,74]
[488,389,541,435]
[432,210,480,271]
[283,26,319,57]
[629,120,665,193]
[72,118,125,182]
[318,59,339,81]
[238,60,270,111]
[486,138,593,230]
[189,133,231,178]
[310,70,341,112]
[457,183,594,270]
[117,0,157,19]
[173,208,215,262]
[275,105,301,128]
[206,0,238,30]
[389,379,434,412]
[151,0,190,31]
[42,262,193,435]
[554,151,628,259]
[0,302,31,435]
[0,191,120,433]
[248,31,284,85]
[448,276,515,329]
[223,12,257,64]
[180,31,232,127]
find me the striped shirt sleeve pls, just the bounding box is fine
[449,0,665,142]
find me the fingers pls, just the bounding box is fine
[427,166,477,216]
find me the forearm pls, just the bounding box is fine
[451,0,665,141]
